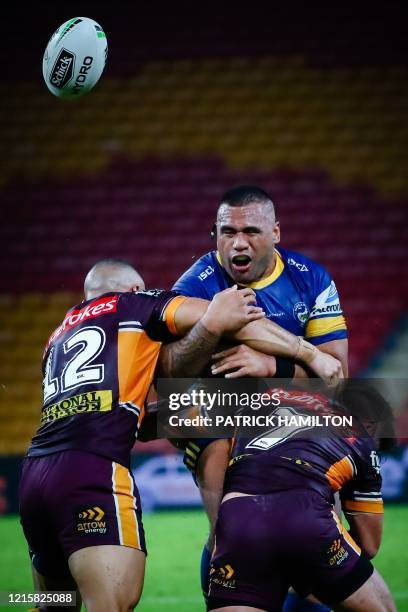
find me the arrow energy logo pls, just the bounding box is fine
[76,506,107,534]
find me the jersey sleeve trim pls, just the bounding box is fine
[343,499,384,514]
[162,296,188,335]
[326,456,354,491]
[305,315,347,339]
[307,329,348,345]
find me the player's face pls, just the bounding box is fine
[216,203,280,284]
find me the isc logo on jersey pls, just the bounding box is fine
[198,266,215,281]
[43,17,108,99]
[309,281,342,318]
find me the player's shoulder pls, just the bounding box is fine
[279,247,337,299]
[44,293,120,355]
[120,288,172,301]
[118,289,183,341]
[279,247,329,279]
[118,288,177,310]
[349,435,378,461]
[173,251,224,297]
[175,251,219,282]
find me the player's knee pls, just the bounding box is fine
[83,588,141,612]
[372,571,396,612]
[71,573,142,611]
[336,569,396,612]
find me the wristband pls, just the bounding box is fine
[273,356,296,379]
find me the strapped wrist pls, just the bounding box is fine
[273,356,296,380]
[295,337,317,364]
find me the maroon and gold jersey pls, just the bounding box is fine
[28,290,186,466]
[226,389,383,515]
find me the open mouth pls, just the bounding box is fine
[231,254,252,273]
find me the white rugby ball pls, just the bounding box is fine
[42,17,108,99]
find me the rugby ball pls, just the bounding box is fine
[42,17,108,99]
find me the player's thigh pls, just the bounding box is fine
[196,439,230,528]
[31,563,81,612]
[68,545,146,612]
[333,569,396,612]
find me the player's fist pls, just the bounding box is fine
[202,286,265,335]
[308,350,343,387]
[211,344,276,378]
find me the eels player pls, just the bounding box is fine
[172,185,348,612]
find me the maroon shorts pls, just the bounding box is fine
[208,489,373,611]
[19,450,146,577]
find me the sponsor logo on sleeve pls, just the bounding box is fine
[370,450,381,474]
[309,281,343,319]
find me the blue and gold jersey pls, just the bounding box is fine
[173,247,347,345]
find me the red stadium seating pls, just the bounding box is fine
[1,4,408,452]
[2,158,408,379]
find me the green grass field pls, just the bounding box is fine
[0,507,407,611]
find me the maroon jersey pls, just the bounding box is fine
[226,389,383,515]
[28,290,186,466]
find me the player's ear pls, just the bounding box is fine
[131,284,144,293]
[273,220,280,244]
[210,223,217,239]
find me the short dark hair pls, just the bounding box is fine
[220,184,274,208]
[335,380,396,452]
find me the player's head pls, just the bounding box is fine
[214,184,280,284]
[336,381,396,451]
[84,258,145,300]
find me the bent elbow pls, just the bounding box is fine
[362,543,380,560]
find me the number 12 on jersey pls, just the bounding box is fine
[43,326,106,403]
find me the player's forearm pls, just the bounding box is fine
[233,318,317,366]
[294,363,312,379]
[345,512,383,559]
[157,320,220,378]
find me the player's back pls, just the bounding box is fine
[225,388,383,514]
[28,289,183,466]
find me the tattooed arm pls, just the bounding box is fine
[158,286,264,378]
[157,320,221,378]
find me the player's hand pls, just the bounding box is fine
[308,350,343,387]
[211,344,276,378]
[202,286,265,335]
